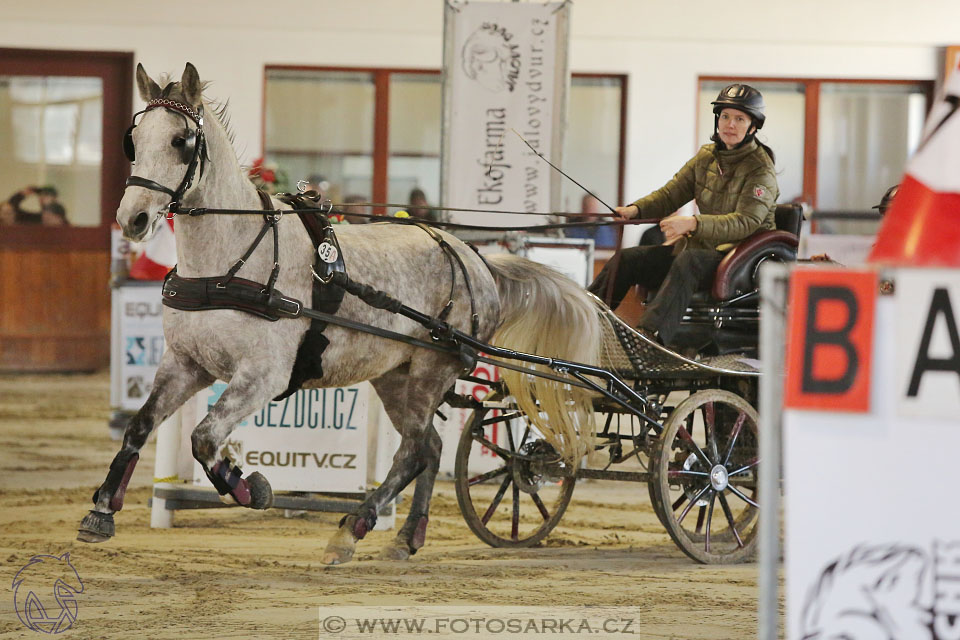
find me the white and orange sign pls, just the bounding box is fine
[784,267,877,413]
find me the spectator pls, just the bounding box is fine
[341,194,371,224]
[0,201,15,226]
[41,202,68,226]
[565,195,618,248]
[5,185,69,226]
[407,187,439,222]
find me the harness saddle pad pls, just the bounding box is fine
[275,191,346,399]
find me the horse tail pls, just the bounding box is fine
[484,253,603,463]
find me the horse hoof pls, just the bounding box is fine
[247,472,274,510]
[322,527,357,565]
[321,546,356,565]
[378,539,412,561]
[77,510,114,543]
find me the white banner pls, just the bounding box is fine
[116,283,165,411]
[442,1,569,226]
[895,270,960,419]
[190,383,369,492]
[782,267,960,640]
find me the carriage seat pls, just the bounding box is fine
[709,203,802,301]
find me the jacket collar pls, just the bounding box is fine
[716,138,758,161]
[712,138,758,174]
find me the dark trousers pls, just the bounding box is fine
[588,245,723,343]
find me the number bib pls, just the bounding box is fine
[318,242,339,264]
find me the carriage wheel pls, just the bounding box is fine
[454,393,576,548]
[649,389,759,564]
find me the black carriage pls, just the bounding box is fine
[451,204,802,564]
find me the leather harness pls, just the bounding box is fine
[162,191,347,398]
[161,190,480,399]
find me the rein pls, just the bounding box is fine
[164,202,661,234]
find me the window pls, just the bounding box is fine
[4,76,103,226]
[264,66,625,220]
[816,82,927,212]
[0,48,132,249]
[562,75,626,213]
[265,69,375,204]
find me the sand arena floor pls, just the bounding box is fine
[0,372,777,639]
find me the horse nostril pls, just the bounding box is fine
[131,211,150,235]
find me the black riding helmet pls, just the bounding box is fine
[711,83,766,130]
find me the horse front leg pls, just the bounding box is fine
[189,365,288,511]
[78,352,213,543]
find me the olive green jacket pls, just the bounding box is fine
[632,140,778,252]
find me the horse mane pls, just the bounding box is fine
[154,74,236,147]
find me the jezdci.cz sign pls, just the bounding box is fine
[191,383,368,492]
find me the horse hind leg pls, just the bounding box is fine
[322,431,428,565]
[78,352,213,543]
[378,424,442,561]
[321,359,457,565]
[189,365,288,510]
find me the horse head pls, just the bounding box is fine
[117,62,206,242]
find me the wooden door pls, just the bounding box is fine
[0,49,132,371]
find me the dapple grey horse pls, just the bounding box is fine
[78,63,601,564]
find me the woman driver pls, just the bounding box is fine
[589,83,780,346]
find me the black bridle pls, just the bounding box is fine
[123,97,208,211]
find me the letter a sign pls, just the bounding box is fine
[784,268,877,412]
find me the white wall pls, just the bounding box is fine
[3,0,957,241]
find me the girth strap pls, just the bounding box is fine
[274,191,347,400]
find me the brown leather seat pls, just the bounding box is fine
[709,203,803,301]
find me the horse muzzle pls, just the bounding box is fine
[119,210,151,242]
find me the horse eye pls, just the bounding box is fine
[172,137,186,148]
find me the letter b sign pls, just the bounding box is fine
[785,269,876,412]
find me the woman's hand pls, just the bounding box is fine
[660,215,697,243]
[613,204,639,219]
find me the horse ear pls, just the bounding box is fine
[181,63,202,106]
[136,63,161,102]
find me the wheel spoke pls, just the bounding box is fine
[671,492,688,512]
[481,411,521,426]
[506,417,518,452]
[530,490,550,521]
[718,493,745,548]
[727,484,759,508]
[511,480,520,541]
[667,469,710,479]
[703,402,719,463]
[674,425,713,468]
[695,504,706,534]
[729,457,759,476]
[518,424,532,449]
[704,491,717,553]
[481,474,512,525]
[722,411,747,466]
[468,466,508,487]
[676,483,711,524]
